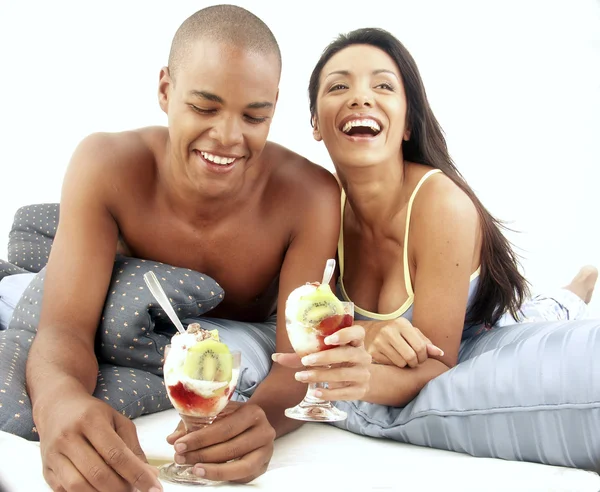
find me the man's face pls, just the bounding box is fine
[159,39,280,193]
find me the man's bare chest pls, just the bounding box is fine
[117,212,287,308]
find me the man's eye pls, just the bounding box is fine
[190,105,215,114]
[245,115,267,124]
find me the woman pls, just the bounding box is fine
[276,27,599,471]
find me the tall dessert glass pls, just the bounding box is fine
[284,290,354,422]
[159,325,241,485]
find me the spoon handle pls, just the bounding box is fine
[143,271,186,335]
[321,258,336,286]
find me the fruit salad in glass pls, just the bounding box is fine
[160,323,241,485]
[284,281,354,422]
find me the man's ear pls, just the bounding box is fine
[312,116,322,142]
[158,67,172,114]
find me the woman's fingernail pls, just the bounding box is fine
[295,371,309,381]
[271,353,279,362]
[174,442,187,453]
[174,454,185,464]
[302,354,316,365]
[428,343,444,356]
[194,466,206,477]
[314,390,323,398]
[324,334,339,345]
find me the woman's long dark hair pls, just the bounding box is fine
[308,27,529,327]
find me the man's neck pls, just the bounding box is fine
[158,147,263,227]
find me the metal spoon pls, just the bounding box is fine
[143,271,186,335]
[321,258,336,286]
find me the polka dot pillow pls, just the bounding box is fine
[8,203,58,273]
[10,255,225,375]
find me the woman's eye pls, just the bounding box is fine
[328,83,347,92]
[376,82,394,91]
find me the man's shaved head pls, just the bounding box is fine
[168,4,282,80]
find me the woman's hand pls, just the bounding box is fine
[365,318,444,368]
[273,324,372,401]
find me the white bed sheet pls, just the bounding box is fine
[1,409,599,491]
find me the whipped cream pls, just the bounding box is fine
[165,330,237,406]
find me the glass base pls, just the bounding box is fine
[285,387,347,422]
[158,413,220,485]
[159,462,222,486]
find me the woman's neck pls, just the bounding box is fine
[337,159,409,233]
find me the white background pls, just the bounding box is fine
[0,0,599,316]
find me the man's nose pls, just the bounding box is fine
[210,114,243,147]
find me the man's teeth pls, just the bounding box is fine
[342,119,381,134]
[200,152,236,165]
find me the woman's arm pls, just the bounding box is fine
[408,173,481,367]
[358,174,481,406]
[363,359,449,406]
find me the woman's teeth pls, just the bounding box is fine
[341,118,381,134]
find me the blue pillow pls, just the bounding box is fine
[0,273,35,330]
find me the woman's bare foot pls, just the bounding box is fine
[564,265,598,304]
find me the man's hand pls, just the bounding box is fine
[364,318,444,368]
[37,392,162,492]
[273,324,372,401]
[166,401,275,484]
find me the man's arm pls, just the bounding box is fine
[167,165,343,484]
[247,169,341,436]
[28,134,120,410]
[27,133,163,492]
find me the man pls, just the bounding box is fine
[11,5,371,492]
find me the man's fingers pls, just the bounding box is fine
[50,453,96,492]
[271,352,303,368]
[43,466,67,492]
[166,419,186,444]
[114,412,148,464]
[86,425,163,491]
[65,436,132,492]
[301,345,371,367]
[191,446,271,484]
[175,403,261,452]
[178,424,267,465]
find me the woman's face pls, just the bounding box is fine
[313,44,409,170]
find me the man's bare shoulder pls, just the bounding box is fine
[262,141,339,198]
[70,126,166,176]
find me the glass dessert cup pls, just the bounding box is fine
[159,344,241,485]
[284,301,354,422]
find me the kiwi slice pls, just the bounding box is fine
[183,339,233,383]
[296,284,344,324]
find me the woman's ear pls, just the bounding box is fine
[312,116,322,142]
[403,128,411,141]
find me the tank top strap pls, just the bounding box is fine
[403,169,443,296]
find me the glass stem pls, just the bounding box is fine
[181,414,216,433]
[305,382,326,403]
